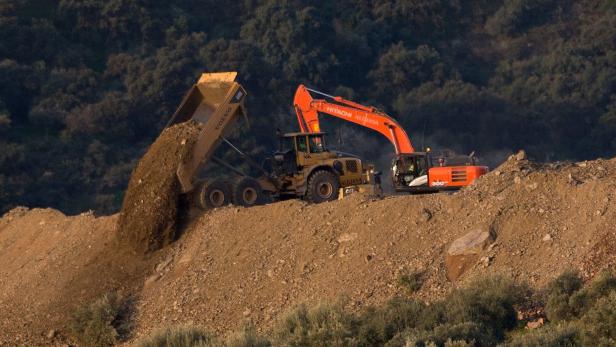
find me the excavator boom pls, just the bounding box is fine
[294,85,414,154]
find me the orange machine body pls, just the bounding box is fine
[427,165,489,188]
[293,85,488,191]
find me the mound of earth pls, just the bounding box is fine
[1,152,616,345]
[0,208,161,346]
[117,121,202,254]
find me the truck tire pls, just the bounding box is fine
[194,179,232,210]
[232,177,264,207]
[306,170,340,203]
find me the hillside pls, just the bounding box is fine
[1,153,615,345]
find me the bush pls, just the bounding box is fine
[545,270,583,322]
[546,270,616,322]
[225,325,272,347]
[135,326,218,347]
[442,276,528,340]
[356,297,425,345]
[398,271,424,294]
[68,293,127,347]
[579,291,616,346]
[570,271,616,317]
[501,323,580,346]
[273,302,358,347]
[401,322,496,347]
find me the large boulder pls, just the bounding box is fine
[445,229,496,282]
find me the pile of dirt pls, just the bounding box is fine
[1,152,616,346]
[117,121,202,254]
[0,208,161,346]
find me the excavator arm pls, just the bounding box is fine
[293,85,415,154]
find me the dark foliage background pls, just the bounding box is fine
[1,0,615,214]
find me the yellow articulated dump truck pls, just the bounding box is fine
[166,72,381,210]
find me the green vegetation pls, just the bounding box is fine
[68,293,128,347]
[1,0,615,214]
[133,272,616,346]
[398,270,425,293]
[135,326,219,347]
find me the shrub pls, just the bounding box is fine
[68,293,127,347]
[500,323,580,346]
[273,302,358,347]
[398,271,424,294]
[225,325,272,347]
[579,291,616,346]
[544,270,583,322]
[442,276,528,340]
[356,297,425,346]
[546,270,616,322]
[392,322,495,347]
[135,326,218,347]
[570,271,616,317]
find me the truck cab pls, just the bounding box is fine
[272,132,366,201]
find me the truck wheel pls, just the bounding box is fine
[232,177,264,207]
[194,179,232,210]
[306,170,339,203]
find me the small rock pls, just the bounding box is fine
[494,170,501,176]
[567,173,580,185]
[526,318,545,330]
[156,257,173,273]
[515,150,526,161]
[243,309,251,317]
[420,208,432,222]
[543,234,552,242]
[337,233,358,243]
[514,176,522,184]
[480,255,493,267]
[526,182,538,191]
[144,273,161,287]
[47,329,56,339]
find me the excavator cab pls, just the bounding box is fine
[392,153,430,189]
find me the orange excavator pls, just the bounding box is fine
[293,85,489,193]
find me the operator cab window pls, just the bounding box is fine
[296,136,309,153]
[308,135,325,153]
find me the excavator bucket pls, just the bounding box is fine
[167,72,248,193]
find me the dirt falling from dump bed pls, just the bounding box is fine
[117,121,202,254]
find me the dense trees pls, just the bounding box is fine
[0,0,615,214]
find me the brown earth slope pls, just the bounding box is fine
[1,153,616,345]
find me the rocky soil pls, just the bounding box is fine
[1,152,615,345]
